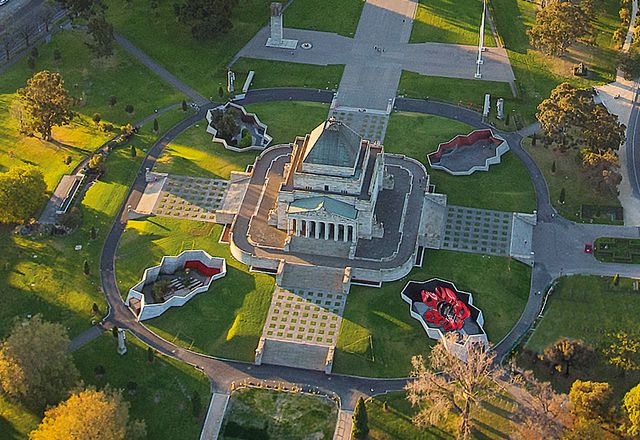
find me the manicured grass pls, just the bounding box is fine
[220,388,338,440]
[115,217,274,362]
[334,250,530,377]
[385,112,536,213]
[231,58,344,91]
[411,0,496,46]
[74,333,210,440]
[367,391,516,439]
[284,0,364,36]
[0,395,39,440]
[0,108,188,341]
[0,29,183,126]
[155,101,329,179]
[521,275,640,398]
[107,0,273,95]
[522,137,621,222]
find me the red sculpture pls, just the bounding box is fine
[420,286,471,331]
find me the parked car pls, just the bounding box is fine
[0,0,11,6]
[584,244,593,254]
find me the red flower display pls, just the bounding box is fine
[420,286,471,332]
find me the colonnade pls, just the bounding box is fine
[288,218,355,242]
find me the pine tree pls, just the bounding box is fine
[130,145,137,158]
[613,273,620,287]
[551,160,556,173]
[191,391,201,418]
[153,118,159,132]
[352,397,369,439]
[90,226,97,240]
[92,303,100,315]
[382,400,389,412]
[147,347,154,363]
[505,113,510,126]
[182,99,187,111]
[112,326,118,338]
[83,260,90,275]
[559,187,566,204]
[218,86,224,98]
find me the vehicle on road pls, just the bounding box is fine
[584,243,593,253]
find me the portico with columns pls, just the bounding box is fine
[274,118,385,250]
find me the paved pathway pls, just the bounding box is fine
[114,33,208,105]
[199,392,230,440]
[333,409,353,440]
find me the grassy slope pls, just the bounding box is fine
[115,218,274,362]
[385,112,536,212]
[367,391,516,440]
[523,138,621,221]
[334,250,530,377]
[411,0,496,46]
[107,0,272,95]
[284,0,364,36]
[220,388,338,440]
[155,102,329,179]
[74,334,210,440]
[231,58,344,91]
[521,275,640,398]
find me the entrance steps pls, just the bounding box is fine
[278,262,350,294]
[259,339,331,372]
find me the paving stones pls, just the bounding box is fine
[262,287,347,347]
[329,109,389,142]
[153,175,228,222]
[442,206,512,256]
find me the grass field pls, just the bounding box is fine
[107,0,272,96]
[367,391,516,440]
[155,101,329,179]
[334,250,530,377]
[115,217,274,362]
[385,112,536,213]
[220,388,338,440]
[522,137,621,222]
[0,333,211,439]
[231,58,344,91]
[521,275,640,398]
[411,0,496,46]
[284,0,364,36]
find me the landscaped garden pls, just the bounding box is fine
[220,387,338,440]
[366,390,516,440]
[334,250,530,377]
[523,137,623,223]
[594,237,640,263]
[385,112,536,213]
[115,217,274,361]
[520,275,640,399]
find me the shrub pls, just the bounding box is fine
[239,129,252,148]
[218,86,224,98]
[130,145,137,157]
[64,155,72,165]
[182,99,187,111]
[120,123,136,140]
[88,154,104,172]
[83,259,90,275]
[153,118,159,132]
[99,121,114,132]
[92,113,101,124]
[108,95,117,106]
[94,364,105,377]
[125,104,134,114]
[60,206,82,229]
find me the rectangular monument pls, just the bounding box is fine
[266,2,298,49]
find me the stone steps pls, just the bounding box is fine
[261,339,330,371]
[279,262,347,294]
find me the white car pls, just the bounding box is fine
[0,0,11,6]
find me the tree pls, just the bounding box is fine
[543,338,591,376]
[153,118,159,132]
[181,99,187,111]
[1,31,14,61]
[528,1,592,56]
[19,22,33,47]
[612,273,620,287]
[191,391,201,418]
[16,71,74,141]
[125,104,134,114]
[27,56,36,70]
[624,384,640,437]
[405,334,506,440]
[619,46,640,80]
[29,387,146,440]
[39,2,57,32]
[174,0,234,40]
[86,13,114,58]
[92,113,101,124]
[352,396,369,439]
[551,160,556,173]
[603,330,640,374]
[92,302,100,315]
[83,259,90,275]
[58,0,106,19]
[512,370,573,439]
[0,315,79,410]
[569,380,612,422]
[90,226,97,239]
[130,145,137,157]
[88,154,104,173]
[0,165,46,224]
[53,48,62,62]
[218,86,224,98]
[147,347,154,363]
[211,109,239,142]
[559,187,566,204]
[582,104,626,153]
[108,95,117,106]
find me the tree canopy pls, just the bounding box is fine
[624,384,640,437]
[174,0,234,40]
[528,1,593,56]
[0,315,79,409]
[29,387,146,440]
[352,397,369,439]
[16,70,74,141]
[86,13,114,58]
[0,165,47,224]
[569,380,612,421]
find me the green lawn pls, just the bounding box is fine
[154,101,329,179]
[220,388,338,440]
[367,391,516,439]
[74,334,210,440]
[115,217,274,362]
[522,275,640,398]
[284,0,364,36]
[107,0,273,96]
[231,58,344,91]
[411,0,496,46]
[385,112,536,213]
[334,250,530,377]
[523,137,621,222]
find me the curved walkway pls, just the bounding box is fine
[94,88,640,418]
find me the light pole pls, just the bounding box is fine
[475,0,486,79]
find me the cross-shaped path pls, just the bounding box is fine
[237,0,515,115]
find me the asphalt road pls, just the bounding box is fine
[625,88,640,198]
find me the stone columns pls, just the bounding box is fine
[333,223,338,241]
[314,221,320,239]
[324,222,330,240]
[295,219,301,236]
